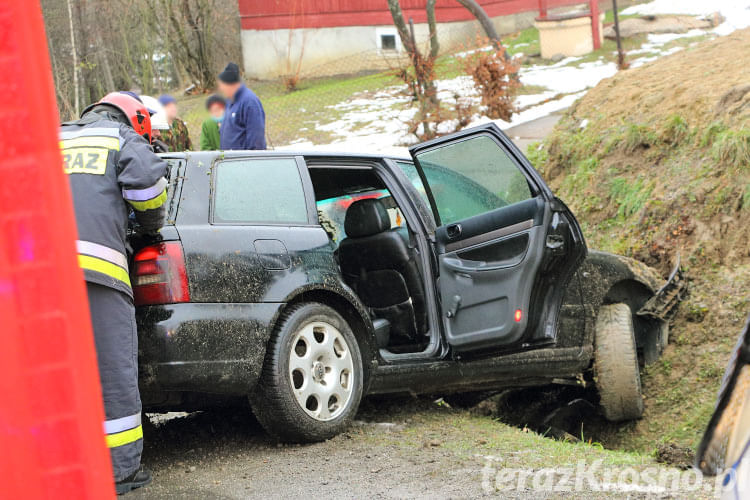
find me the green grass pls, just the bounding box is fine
[359,405,655,469]
[712,129,750,170]
[177,71,402,147]
[525,141,548,172]
[660,114,690,145]
[698,121,728,147]
[561,157,600,195]
[622,123,658,153]
[608,175,653,218]
[502,26,540,56]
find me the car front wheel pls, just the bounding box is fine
[250,302,364,442]
[594,303,644,422]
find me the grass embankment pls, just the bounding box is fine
[527,28,750,454]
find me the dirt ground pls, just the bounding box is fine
[132,407,485,499]
[129,397,707,499]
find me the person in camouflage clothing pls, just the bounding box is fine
[158,94,193,151]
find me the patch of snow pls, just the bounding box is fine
[469,91,587,130]
[623,0,750,36]
[646,28,708,45]
[521,60,618,94]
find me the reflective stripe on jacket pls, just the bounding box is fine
[61,111,168,296]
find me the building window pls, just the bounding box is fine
[380,34,396,51]
[376,27,400,52]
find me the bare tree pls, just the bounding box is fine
[455,0,501,48]
[65,0,80,116]
[387,0,438,103]
[455,0,511,63]
[387,0,443,139]
[143,0,217,89]
[42,0,241,117]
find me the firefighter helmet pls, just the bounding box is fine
[82,92,152,143]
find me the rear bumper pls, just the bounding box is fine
[136,302,280,400]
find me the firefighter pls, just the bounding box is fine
[60,92,167,494]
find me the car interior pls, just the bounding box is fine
[308,165,430,354]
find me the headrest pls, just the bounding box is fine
[344,198,391,237]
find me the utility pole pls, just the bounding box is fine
[612,0,627,69]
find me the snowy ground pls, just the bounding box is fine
[278,0,750,156]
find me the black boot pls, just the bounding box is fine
[115,468,152,495]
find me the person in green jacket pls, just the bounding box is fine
[200,94,226,150]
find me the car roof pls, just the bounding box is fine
[159,150,412,163]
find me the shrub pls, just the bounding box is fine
[464,46,520,121]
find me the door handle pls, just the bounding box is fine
[446,223,462,240]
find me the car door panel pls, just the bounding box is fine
[408,123,586,352]
[437,197,543,253]
[439,212,547,349]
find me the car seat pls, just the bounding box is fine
[338,198,427,345]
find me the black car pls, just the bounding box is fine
[133,124,685,442]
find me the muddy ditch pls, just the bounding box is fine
[440,384,696,468]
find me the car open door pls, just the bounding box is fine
[409,123,586,351]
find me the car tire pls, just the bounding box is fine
[250,302,364,442]
[594,303,644,422]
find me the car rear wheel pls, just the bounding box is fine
[250,302,364,442]
[594,303,644,422]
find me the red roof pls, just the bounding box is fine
[238,0,590,31]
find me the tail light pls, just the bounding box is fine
[132,242,190,306]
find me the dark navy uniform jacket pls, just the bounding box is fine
[219,84,266,150]
[60,110,168,297]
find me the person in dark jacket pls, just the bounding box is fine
[60,92,168,495]
[200,94,225,150]
[217,62,266,150]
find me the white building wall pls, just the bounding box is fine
[240,11,538,80]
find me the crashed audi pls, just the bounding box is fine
[130,124,686,442]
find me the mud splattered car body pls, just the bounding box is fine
[133,124,684,429]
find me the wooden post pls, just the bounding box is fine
[590,0,601,50]
[538,0,548,20]
[612,0,627,68]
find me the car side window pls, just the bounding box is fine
[213,158,308,224]
[396,161,429,207]
[414,135,533,226]
[317,192,405,243]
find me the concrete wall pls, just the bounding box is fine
[536,13,604,58]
